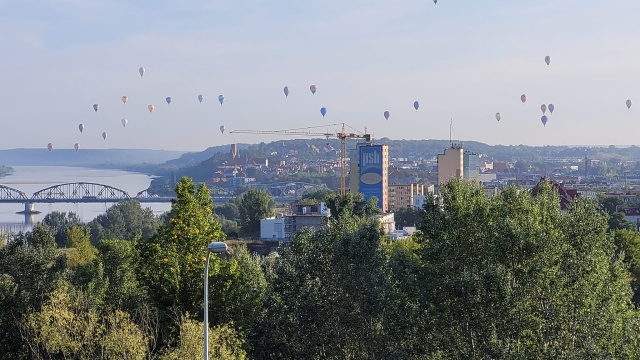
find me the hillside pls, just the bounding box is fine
[0,148,187,167]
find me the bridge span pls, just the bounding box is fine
[0,182,174,204]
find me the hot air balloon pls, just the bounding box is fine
[93,103,99,112]
[218,95,225,105]
[413,101,420,111]
[548,104,555,114]
[520,94,527,104]
[74,143,79,151]
[284,86,289,98]
[433,0,437,3]
[541,115,548,127]
[495,112,502,122]
[545,55,550,66]
[384,111,390,120]
[139,67,145,77]
[47,143,53,151]
[320,107,327,118]
[220,125,225,134]
[102,132,107,140]
[148,104,154,113]
[627,99,632,109]
[310,85,317,95]
[198,94,203,103]
[166,97,172,105]
[78,124,84,133]
[121,95,128,104]
[541,104,547,114]
[121,118,128,127]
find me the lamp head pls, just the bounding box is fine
[207,242,228,253]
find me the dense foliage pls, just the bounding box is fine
[3,177,640,358]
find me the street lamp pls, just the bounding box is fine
[204,241,228,360]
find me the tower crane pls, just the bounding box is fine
[229,123,372,195]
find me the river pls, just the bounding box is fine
[0,166,172,232]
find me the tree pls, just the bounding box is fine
[393,206,423,228]
[614,229,640,305]
[238,189,273,236]
[41,211,83,247]
[325,191,381,219]
[136,177,225,314]
[251,214,392,359]
[0,233,65,358]
[417,179,640,358]
[88,199,161,244]
[98,239,146,311]
[159,315,246,360]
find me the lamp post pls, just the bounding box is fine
[204,241,228,360]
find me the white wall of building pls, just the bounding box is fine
[260,217,286,240]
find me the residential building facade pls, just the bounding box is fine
[388,183,425,211]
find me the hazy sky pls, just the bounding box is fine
[2,0,640,151]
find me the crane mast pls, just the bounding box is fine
[230,123,372,195]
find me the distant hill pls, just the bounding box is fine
[0,148,187,167]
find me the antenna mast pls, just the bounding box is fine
[449,118,453,146]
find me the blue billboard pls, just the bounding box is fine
[359,145,384,209]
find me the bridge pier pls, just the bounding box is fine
[16,202,41,216]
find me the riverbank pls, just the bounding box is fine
[0,165,14,178]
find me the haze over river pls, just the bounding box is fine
[0,166,172,230]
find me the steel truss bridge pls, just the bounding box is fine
[0,182,174,204]
[0,181,327,205]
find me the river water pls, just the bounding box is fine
[0,166,172,232]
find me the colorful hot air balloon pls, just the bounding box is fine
[78,124,84,133]
[413,101,419,111]
[495,112,502,122]
[520,94,527,104]
[102,132,107,140]
[218,95,224,105]
[548,104,555,114]
[320,107,327,118]
[627,99,632,109]
[74,143,79,151]
[384,111,390,120]
[284,86,289,98]
[139,67,145,77]
[545,55,550,66]
[148,104,154,113]
[310,85,317,95]
[93,103,99,112]
[166,96,172,105]
[121,118,128,127]
[121,95,128,104]
[541,115,548,127]
[198,94,203,103]
[220,125,225,134]
[541,104,547,114]
[47,143,53,151]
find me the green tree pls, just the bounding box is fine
[159,315,246,360]
[252,214,391,359]
[41,211,83,247]
[238,189,273,236]
[393,206,423,228]
[325,191,382,218]
[614,229,640,305]
[88,199,160,244]
[98,239,146,311]
[417,180,640,358]
[136,177,225,314]
[0,232,65,358]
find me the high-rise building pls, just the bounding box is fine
[351,143,389,212]
[463,150,480,182]
[387,183,425,211]
[437,144,464,187]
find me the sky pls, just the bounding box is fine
[2,0,640,151]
